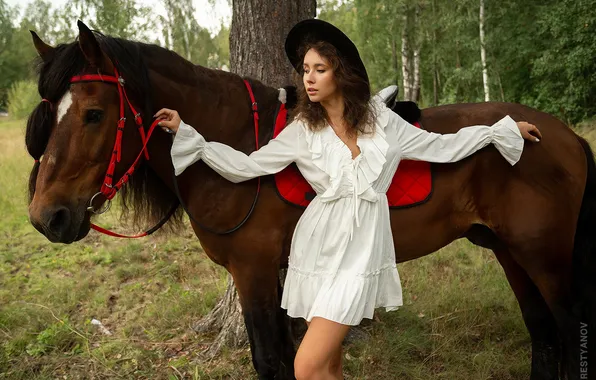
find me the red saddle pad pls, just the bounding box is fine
[272,104,432,209]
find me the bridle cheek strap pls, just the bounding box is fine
[71,69,153,202]
[37,72,262,238]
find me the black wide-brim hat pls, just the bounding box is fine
[285,19,369,84]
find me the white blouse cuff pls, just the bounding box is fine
[491,115,524,166]
[171,120,206,175]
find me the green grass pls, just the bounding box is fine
[1,116,594,379]
[0,117,241,379]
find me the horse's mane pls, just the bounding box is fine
[26,33,185,232]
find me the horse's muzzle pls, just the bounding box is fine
[30,204,88,243]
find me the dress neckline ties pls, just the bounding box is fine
[350,155,363,241]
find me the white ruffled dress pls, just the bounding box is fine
[170,99,524,326]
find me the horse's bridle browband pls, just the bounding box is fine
[37,68,261,238]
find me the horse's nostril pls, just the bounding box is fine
[48,207,71,237]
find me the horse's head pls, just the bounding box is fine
[27,21,159,243]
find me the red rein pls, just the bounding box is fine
[37,69,260,238]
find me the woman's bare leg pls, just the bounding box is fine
[329,345,344,378]
[294,317,350,380]
[306,321,344,379]
[304,320,344,378]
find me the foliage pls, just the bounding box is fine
[0,1,29,110]
[7,80,39,119]
[318,0,596,124]
[210,25,230,69]
[530,0,596,124]
[0,0,12,55]
[159,0,229,69]
[73,0,153,40]
[3,0,592,122]
[0,0,230,112]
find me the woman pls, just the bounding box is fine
[156,19,541,380]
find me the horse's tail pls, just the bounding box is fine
[573,135,596,375]
[574,135,596,257]
[573,136,596,283]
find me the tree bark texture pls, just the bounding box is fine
[230,0,317,87]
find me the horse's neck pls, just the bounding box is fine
[140,50,281,197]
[146,58,279,150]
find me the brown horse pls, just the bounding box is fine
[26,21,596,380]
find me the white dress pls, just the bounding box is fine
[170,99,524,326]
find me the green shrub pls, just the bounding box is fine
[7,80,39,120]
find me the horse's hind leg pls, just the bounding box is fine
[229,261,295,380]
[494,248,561,379]
[512,244,584,380]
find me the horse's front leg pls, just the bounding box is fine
[230,261,296,379]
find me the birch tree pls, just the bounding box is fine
[479,0,489,101]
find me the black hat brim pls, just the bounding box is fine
[285,19,368,84]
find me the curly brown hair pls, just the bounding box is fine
[291,40,375,137]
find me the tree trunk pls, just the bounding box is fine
[411,5,421,102]
[496,69,505,101]
[195,0,316,357]
[230,0,316,87]
[411,4,420,103]
[432,0,438,106]
[401,12,411,101]
[412,47,421,102]
[193,274,246,357]
[391,37,399,88]
[479,0,490,101]
[456,39,461,69]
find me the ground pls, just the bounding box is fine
[1,116,593,379]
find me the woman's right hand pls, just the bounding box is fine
[516,121,542,143]
[155,108,182,134]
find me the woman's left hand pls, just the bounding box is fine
[517,121,542,143]
[154,108,181,134]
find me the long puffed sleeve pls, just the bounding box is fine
[392,113,524,165]
[170,119,301,182]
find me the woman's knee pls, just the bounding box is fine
[294,353,324,380]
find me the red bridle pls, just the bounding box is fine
[71,69,154,205]
[37,68,261,238]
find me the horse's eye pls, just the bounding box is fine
[85,109,103,124]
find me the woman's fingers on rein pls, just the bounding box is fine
[154,108,172,119]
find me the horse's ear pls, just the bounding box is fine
[77,20,114,73]
[30,31,54,61]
